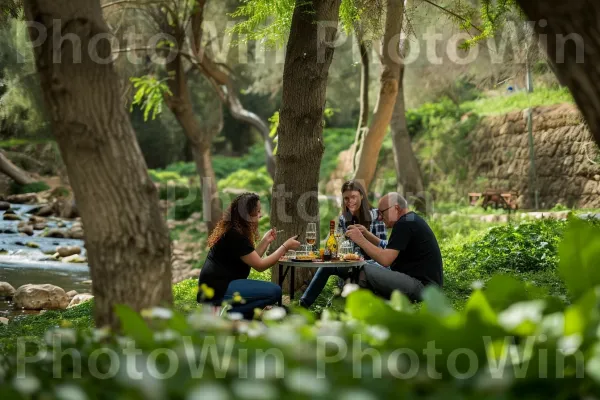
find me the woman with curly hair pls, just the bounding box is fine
[197,192,300,318]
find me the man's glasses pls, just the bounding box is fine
[377,205,394,220]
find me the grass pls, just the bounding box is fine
[461,86,574,116]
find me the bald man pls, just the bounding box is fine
[345,193,443,301]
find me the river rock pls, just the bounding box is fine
[35,205,54,217]
[33,223,47,230]
[28,215,46,224]
[82,280,92,285]
[13,284,70,310]
[0,202,9,211]
[67,294,94,308]
[0,317,8,325]
[62,254,86,263]
[6,193,38,204]
[69,225,84,240]
[3,213,21,221]
[18,225,34,236]
[57,246,81,258]
[43,229,68,238]
[0,282,16,299]
[66,290,78,300]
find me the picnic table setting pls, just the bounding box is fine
[276,221,366,299]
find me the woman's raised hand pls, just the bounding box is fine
[284,235,301,250]
[262,228,277,244]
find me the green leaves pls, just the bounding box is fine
[129,76,173,121]
[558,217,600,301]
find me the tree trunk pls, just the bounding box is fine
[390,10,425,213]
[352,0,404,191]
[270,0,342,294]
[186,0,276,178]
[516,0,600,147]
[164,53,222,232]
[0,150,35,185]
[352,37,370,172]
[23,0,172,329]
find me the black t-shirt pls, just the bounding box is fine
[198,229,255,303]
[386,212,443,287]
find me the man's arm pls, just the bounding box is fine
[346,231,398,267]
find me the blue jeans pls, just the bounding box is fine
[223,279,282,319]
[300,266,356,307]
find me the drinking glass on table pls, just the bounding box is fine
[306,223,317,250]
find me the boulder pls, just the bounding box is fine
[28,215,46,224]
[0,201,9,211]
[0,282,16,298]
[0,317,8,325]
[13,284,70,310]
[67,294,94,308]
[66,290,78,300]
[6,193,38,204]
[81,280,92,285]
[69,226,84,240]
[56,246,81,258]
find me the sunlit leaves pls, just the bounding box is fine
[129,75,172,121]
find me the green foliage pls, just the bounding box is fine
[455,219,567,274]
[129,76,172,121]
[558,216,600,301]
[217,166,273,194]
[3,217,600,397]
[148,169,186,184]
[406,97,463,138]
[213,143,267,181]
[461,87,574,116]
[320,127,355,180]
[10,180,49,194]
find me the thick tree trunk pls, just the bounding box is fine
[164,53,222,232]
[270,0,342,294]
[352,37,370,172]
[352,0,404,191]
[516,0,600,147]
[23,0,172,329]
[0,150,35,185]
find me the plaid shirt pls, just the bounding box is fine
[338,209,388,255]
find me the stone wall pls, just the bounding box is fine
[470,104,600,209]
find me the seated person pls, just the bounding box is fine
[345,193,443,302]
[299,180,388,308]
[197,192,300,319]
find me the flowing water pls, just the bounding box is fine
[0,203,90,318]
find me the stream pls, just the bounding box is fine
[0,203,90,318]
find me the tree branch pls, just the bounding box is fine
[421,0,483,33]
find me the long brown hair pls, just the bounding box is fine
[207,192,260,247]
[341,180,372,229]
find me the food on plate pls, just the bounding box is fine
[341,253,361,261]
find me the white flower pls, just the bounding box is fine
[55,384,88,400]
[153,329,180,342]
[232,380,278,400]
[366,325,390,342]
[341,283,360,298]
[92,327,111,342]
[187,383,229,400]
[338,389,378,400]
[471,280,484,290]
[285,368,329,395]
[498,300,545,330]
[145,307,173,320]
[262,307,287,321]
[315,320,343,337]
[13,376,40,395]
[187,311,231,331]
[558,334,583,355]
[227,312,244,321]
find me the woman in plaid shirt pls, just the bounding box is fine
[299,180,388,308]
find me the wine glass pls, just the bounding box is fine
[306,223,317,251]
[334,225,344,242]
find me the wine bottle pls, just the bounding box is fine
[323,220,338,261]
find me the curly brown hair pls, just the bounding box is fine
[207,192,260,247]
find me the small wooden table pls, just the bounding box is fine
[277,259,367,301]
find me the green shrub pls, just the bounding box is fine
[217,166,273,194]
[10,181,50,194]
[320,128,355,180]
[148,170,186,184]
